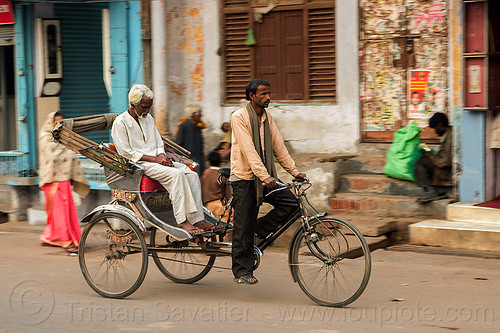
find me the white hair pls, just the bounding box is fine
[128,84,154,106]
[184,103,202,117]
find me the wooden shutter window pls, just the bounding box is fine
[223,9,253,102]
[307,6,336,100]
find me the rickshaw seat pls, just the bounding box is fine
[140,176,166,192]
[107,143,166,192]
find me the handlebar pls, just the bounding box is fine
[264,178,310,197]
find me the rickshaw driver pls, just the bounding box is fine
[111,84,213,236]
[230,79,307,284]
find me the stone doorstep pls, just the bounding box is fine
[409,219,500,252]
[337,155,387,175]
[387,244,500,259]
[338,174,424,196]
[447,202,500,223]
[330,193,451,218]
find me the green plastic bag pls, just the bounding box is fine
[383,121,422,182]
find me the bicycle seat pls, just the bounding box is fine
[218,168,230,179]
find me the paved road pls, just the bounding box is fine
[0,231,498,333]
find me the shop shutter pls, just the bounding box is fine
[0,25,14,46]
[55,3,110,143]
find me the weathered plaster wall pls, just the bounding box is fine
[219,0,360,154]
[165,0,360,154]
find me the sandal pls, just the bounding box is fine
[184,227,205,236]
[41,242,59,247]
[203,224,226,232]
[63,245,78,254]
[234,274,258,285]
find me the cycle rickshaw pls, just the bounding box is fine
[52,114,371,307]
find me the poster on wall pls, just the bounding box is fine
[408,70,430,121]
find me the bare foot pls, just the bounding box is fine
[178,221,205,235]
[179,221,196,231]
[193,220,214,231]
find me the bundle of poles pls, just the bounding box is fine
[52,119,191,177]
[55,126,130,176]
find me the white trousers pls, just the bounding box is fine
[140,161,204,225]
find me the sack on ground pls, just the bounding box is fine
[383,121,421,182]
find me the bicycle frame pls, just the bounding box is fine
[255,181,327,253]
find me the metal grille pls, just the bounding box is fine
[0,152,30,177]
[79,156,106,182]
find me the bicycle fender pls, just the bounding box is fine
[288,212,328,282]
[80,204,147,232]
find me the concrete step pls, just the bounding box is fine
[0,185,12,208]
[338,156,386,175]
[338,174,425,196]
[447,202,500,223]
[330,193,451,218]
[410,219,500,252]
[27,206,47,226]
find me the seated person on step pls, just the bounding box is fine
[111,84,213,235]
[415,112,452,203]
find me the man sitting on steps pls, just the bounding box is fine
[415,112,452,203]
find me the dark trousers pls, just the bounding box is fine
[415,154,435,188]
[231,180,299,278]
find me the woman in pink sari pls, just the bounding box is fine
[38,112,90,253]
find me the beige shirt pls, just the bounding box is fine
[230,106,299,181]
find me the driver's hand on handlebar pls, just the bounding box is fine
[294,173,307,182]
[263,176,278,189]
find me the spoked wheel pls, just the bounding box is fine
[79,212,148,298]
[289,216,371,307]
[150,227,216,283]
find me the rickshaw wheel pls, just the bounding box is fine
[79,212,148,298]
[150,227,216,284]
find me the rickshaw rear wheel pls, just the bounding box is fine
[79,212,148,298]
[150,227,216,284]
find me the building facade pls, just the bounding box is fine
[1,0,499,218]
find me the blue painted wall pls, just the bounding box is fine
[11,1,144,178]
[108,0,143,114]
[14,4,36,171]
[459,110,485,202]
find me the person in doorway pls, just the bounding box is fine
[230,79,307,284]
[175,104,206,174]
[111,84,214,235]
[214,121,232,163]
[38,111,90,254]
[202,150,232,223]
[415,112,452,203]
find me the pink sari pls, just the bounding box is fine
[40,181,81,248]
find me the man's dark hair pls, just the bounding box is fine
[54,111,63,118]
[207,150,221,167]
[429,112,449,128]
[245,79,270,101]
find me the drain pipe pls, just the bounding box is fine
[151,0,168,135]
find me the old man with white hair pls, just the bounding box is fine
[111,84,212,235]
